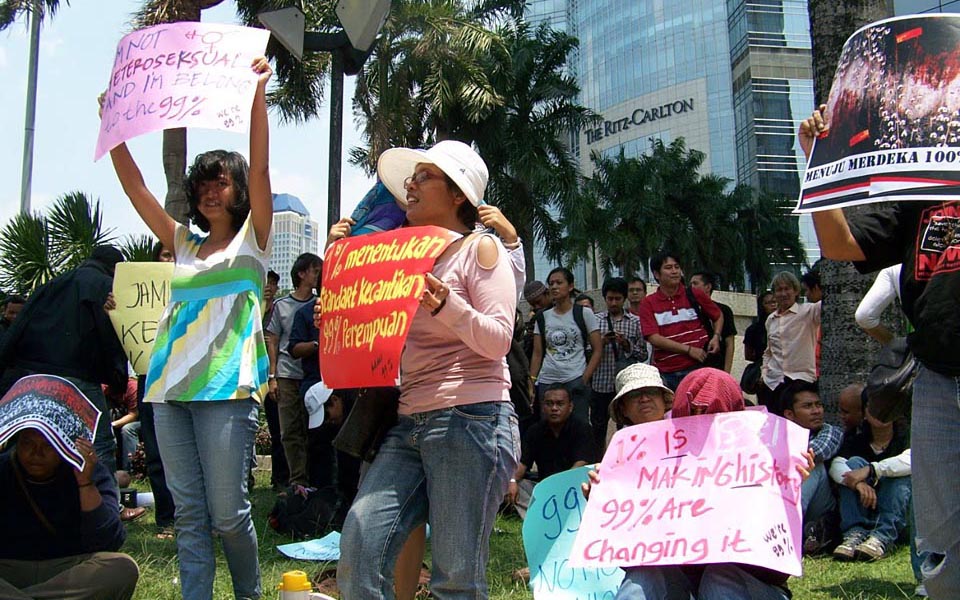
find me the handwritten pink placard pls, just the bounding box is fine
[95,23,270,161]
[570,411,810,576]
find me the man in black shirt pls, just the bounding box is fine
[802,106,960,598]
[689,272,738,373]
[0,246,126,475]
[505,384,593,516]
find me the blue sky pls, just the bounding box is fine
[0,0,374,241]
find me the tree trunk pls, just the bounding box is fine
[163,128,189,224]
[155,0,225,225]
[808,0,895,417]
[522,222,536,282]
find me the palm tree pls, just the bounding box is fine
[350,0,524,172]
[477,22,597,280]
[118,235,157,262]
[807,0,895,411]
[736,190,807,291]
[0,191,115,295]
[570,138,804,289]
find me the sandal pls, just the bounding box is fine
[156,525,175,540]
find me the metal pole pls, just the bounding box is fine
[19,0,41,214]
[327,50,344,232]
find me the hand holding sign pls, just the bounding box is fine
[570,411,809,577]
[319,227,457,389]
[797,15,960,212]
[95,23,270,160]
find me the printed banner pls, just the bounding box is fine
[319,226,457,388]
[0,375,102,471]
[95,22,270,161]
[108,262,175,375]
[277,531,342,561]
[570,411,809,577]
[798,15,960,212]
[523,466,624,599]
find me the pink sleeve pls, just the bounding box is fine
[433,235,517,360]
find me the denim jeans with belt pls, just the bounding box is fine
[912,365,960,599]
[338,401,520,599]
[154,399,261,600]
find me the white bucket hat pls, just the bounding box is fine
[377,140,488,208]
[304,382,335,429]
[609,363,675,425]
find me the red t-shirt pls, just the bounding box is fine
[638,284,721,374]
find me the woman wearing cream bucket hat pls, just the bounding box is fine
[608,363,675,429]
[333,140,520,599]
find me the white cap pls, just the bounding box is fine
[304,382,334,429]
[377,140,488,208]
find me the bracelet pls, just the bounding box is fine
[502,237,522,250]
[509,478,518,483]
[430,297,447,316]
[529,375,537,381]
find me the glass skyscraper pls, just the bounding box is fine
[524,0,818,283]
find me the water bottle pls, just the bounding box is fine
[277,570,311,600]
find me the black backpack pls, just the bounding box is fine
[534,303,592,360]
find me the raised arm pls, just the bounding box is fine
[248,57,273,252]
[798,104,867,261]
[109,142,177,251]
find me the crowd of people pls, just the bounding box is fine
[0,68,955,600]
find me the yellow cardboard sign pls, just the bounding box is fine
[108,262,174,375]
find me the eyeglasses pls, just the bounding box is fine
[404,171,444,188]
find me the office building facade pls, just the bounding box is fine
[526,0,818,283]
[270,193,319,291]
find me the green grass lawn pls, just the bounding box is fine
[125,474,920,599]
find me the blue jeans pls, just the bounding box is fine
[616,564,788,600]
[119,421,140,471]
[338,401,520,599]
[838,456,910,546]
[661,367,700,393]
[802,462,837,524]
[912,365,960,599]
[154,400,261,600]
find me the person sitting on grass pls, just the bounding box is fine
[0,428,139,600]
[829,401,912,562]
[607,362,673,429]
[779,379,842,555]
[505,384,593,517]
[584,368,807,599]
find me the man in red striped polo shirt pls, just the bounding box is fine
[638,251,724,391]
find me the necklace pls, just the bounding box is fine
[870,440,890,454]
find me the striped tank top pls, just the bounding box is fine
[144,216,271,403]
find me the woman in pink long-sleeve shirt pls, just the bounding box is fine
[333,140,521,599]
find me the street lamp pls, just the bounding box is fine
[259,2,391,232]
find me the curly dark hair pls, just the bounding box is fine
[185,150,250,233]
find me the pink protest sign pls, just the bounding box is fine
[95,23,270,161]
[570,411,810,577]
